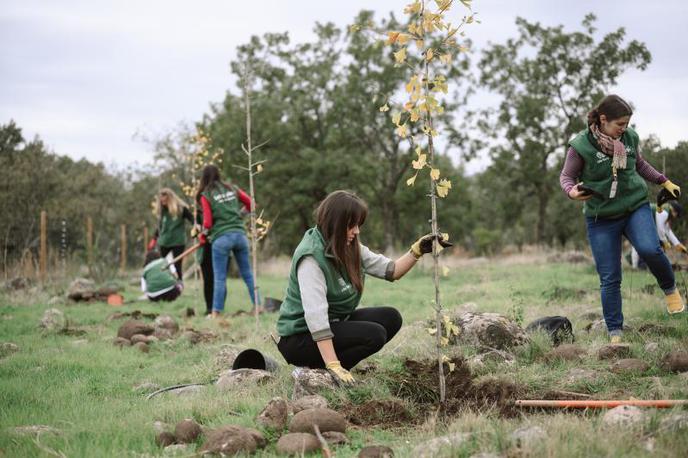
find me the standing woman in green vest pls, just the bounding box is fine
[560,95,684,343]
[149,188,194,279]
[276,190,451,385]
[196,165,256,318]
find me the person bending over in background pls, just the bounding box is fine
[560,94,684,344]
[275,190,451,386]
[141,250,182,302]
[196,165,256,318]
[632,200,687,268]
[148,188,194,280]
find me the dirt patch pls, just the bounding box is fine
[347,399,416,427]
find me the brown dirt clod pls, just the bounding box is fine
[155,431,176,447]
[358,445,395,457]
[174,419,202,443]
[288,408,347,434]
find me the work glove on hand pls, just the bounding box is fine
[147,238,157,251]
[325,360,355,386]
[662,180,681,199]
[661,241,671,251]
[676,243,688,254]
[410,233,453,259]
[190,225,201,238]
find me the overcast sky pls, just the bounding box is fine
[2,0,687,173]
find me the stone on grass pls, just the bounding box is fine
[117,320,154,340]
[0,342,19,357]
[610,358,650,374]
[470,348,515,367]
[602,406,645,427]
[289,408,347,434]
[452,312,529,349]
[598,344,631,360]
[154,315,179,339]
[292,367,338,397]
[166,385,205,397]
[199,425,262,455]
[660,351,688,373]
[130,334,150,344]
[113,337,131,347]
[291,394,329,414]
[10,425,62,436]
[256,397,289,430]
[359,445,394,457]
[163,444,191,456]
[644,342,659,353]
[544,344,586,362]
[510,426,546,448]
[174,419,202,443]
[67,278,96,301]
[39,308,66,332]
[215,369,273,390]
[276,432,320,455]
[660,413,688,431]
[412,433,471,458]
[322,431,349,445]
[156,431,177,447]
[134,342,150,353]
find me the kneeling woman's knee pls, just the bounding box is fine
[365,324,388,352]
[386,307,403,336]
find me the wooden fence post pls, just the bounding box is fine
[143,226,148,254]
[120,224,127,273]
[40,211,47,281]
[86,217,93,275]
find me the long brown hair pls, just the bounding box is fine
[196,164,231,203]
[315,190,368,292]
[587,94,633,126]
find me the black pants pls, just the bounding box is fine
[149,285,181,302]
[277,306,402,370]
[200,243,214,314]
[160,245,185,280]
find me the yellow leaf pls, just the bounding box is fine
[425,48,434,62]
[385,31,400,45]
[348,24,361,33]
[448,362,456,372]
[256,217,264,225]
[394,47,407,64]
[412,154,427,169]
[403,0,421,15]
[440,53,452,65]
[379,103,390,112]
[436,178,452,198]
[392,112,402,125]
[396,123,408,138]
[460,0,472,6]
[406,173,418,186]
[440,336,449,346]
[397,34,410,45]
[430,168,440,180]
[415,145,423,156]
[441,232,449,241]
[426,327,437,335]
[410,109,420,122]
[256,164,263,173]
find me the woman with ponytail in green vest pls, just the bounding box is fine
[276,190,451,386]
[560,95,684,343]
[149,188,194,279]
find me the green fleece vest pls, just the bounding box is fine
[202,184,245,241]
[143,259,177,294]
[569,126,648,219]
[276,228,363,337]
[157,208,186,247]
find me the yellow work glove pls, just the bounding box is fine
[325,360,355,386]
[676,243,688,254]
[190,225,201,238]
[410,233,453,259]
[662,180,681,199]
[661,241,671,251]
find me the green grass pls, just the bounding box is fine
[1,259,688,457]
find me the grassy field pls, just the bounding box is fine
[1,255,688,457]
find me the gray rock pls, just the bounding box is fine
[117,320,154,340]
[598,344,632,360]
[610,359,650,374]
[644,342,659,353]
[470,348,516,367]
[276,432,320,455]
[67,277,96,301]
[216,369,273,390]
[0,342,19,358]
[510,425,546,448]
[154,315,179,334]
[166,385,205,397]
[359,445,394,457]
[660,413,688,431]
[162,444,191,456]
[544,344,586,362]
[288,408,347,434]
[661,351,688,373]
[452,312,529,349]
[602,406,644,427]
[10,425,62,436]
[39,308,66,332]
[412,433,471,458]
[291,394,329,414]
[256,397,288,430]
[291,367,338,398]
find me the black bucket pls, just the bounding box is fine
[263,297,283,313]
[232,348,279,372]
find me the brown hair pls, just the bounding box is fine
[315,190,368,292]
[196,164,232,203]
[587,94,633,126]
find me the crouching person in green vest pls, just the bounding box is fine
[276,190,451,385]
[560,94,684,344]
[141,250,182,302]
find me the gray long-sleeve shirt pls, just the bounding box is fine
[297,244,395,341]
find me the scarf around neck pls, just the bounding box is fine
[590,123,627,170]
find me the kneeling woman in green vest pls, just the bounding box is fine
[276,190,450,385]
[141,250,182,302]
[560,94,684,343]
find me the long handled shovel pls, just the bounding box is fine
[160,243,202,271]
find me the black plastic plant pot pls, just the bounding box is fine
[232,349,279,372]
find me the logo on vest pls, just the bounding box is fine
[214,191,236,203]
[595,151,609,163]
[338,277,353,293]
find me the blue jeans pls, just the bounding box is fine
[211,231,256,312]
[586,203,675,332]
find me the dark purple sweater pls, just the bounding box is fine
[560,147,666,197]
